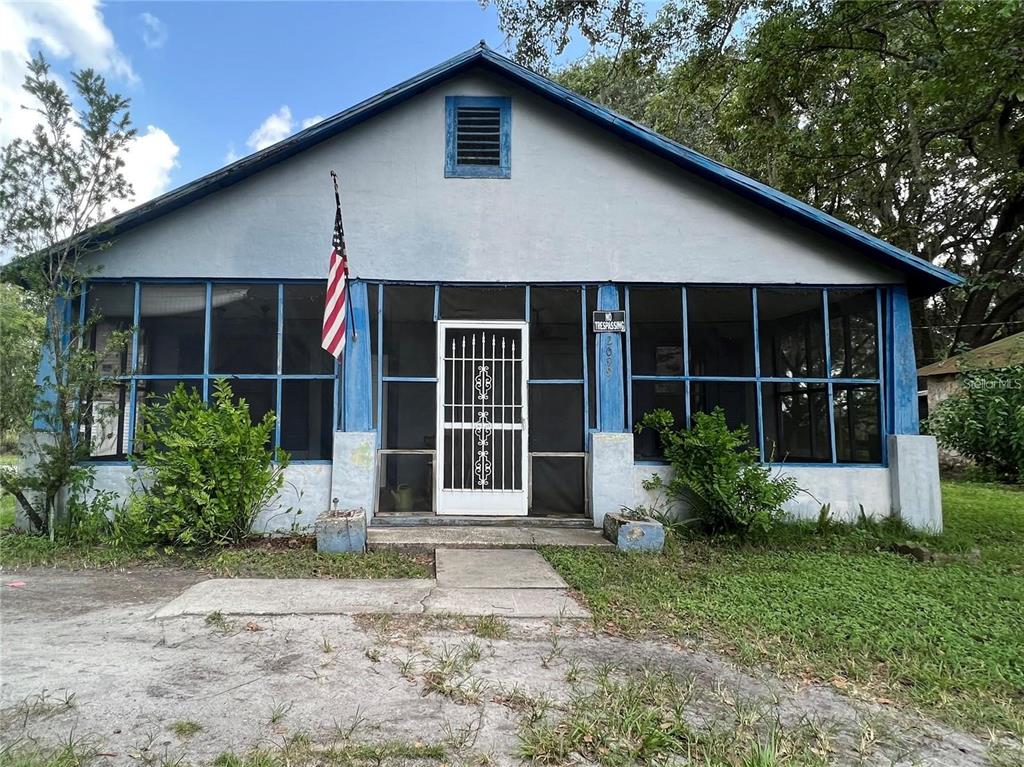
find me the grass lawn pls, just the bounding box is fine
[0,535,429,579]
[542,480,1024,737]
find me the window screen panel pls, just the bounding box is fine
[226,378,277,428]
[531,456,585,516]
[378,453,434,513]
[530,286,583,379]
[690,380,760,449]
[440,286,524,320]
[630,287,683,376]
[762,382,832,463]
[139,284,205,375]
[211,284,278,374]
[688,288,755,376]
[829,289,879,379]
[834,384,882,463]
[87,283,134,377]
[383,382,436,450]
[758,288,826,378]
[632,380,684,459]
[528,384,583,452]
[383,285,435,377]
[281,380,333,460]
[87,381,130,459]
[283,283,333,375]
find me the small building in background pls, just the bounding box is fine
[918,332,1024,420]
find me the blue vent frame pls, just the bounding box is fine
[445,96,511,179]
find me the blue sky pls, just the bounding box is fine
[100,1,515,186]
[3,1,591,208]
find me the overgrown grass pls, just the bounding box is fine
[0,453,18,528]
[542,480,1024,737]
[0,534,429,579]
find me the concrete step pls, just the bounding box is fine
[372,513,592,529]
[367,525,613,554]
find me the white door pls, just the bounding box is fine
[436,321,528,515]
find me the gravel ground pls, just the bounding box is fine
[0,568,1009,766]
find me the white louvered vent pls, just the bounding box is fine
[455,106,502,166]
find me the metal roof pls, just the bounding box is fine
[83,42,963,296]
[918,332,1024,377]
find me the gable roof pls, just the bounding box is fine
[85,43,962,296]
[918,332,1024,377]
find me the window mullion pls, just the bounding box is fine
[751,287,765,461]
[202,281,212,401]
[823,289,837,463]
[275,283,284,451]
[624,286,633,430]
[681,286,690,427]
[126,281,141,456]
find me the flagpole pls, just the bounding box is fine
[330,170,357,343]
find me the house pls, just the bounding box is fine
[918,332,1024,419]
[30,44,962,535]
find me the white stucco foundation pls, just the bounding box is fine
[631,462,894,524]
[70,462,332,534]
[330,432,378,520]
[889,434,943,533]
[589,432,636,529]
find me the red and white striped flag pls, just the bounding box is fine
[321,175,349,358]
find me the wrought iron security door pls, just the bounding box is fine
[436,321,529,515]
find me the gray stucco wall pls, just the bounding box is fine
[633,463,893,524]
[91,71,899,287]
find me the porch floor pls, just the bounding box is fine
[367,525,612,553]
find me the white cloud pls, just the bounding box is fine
[116,125,180,211]
[139,12,167,50]
[232,107,326,160]
[246,105,293,151]
[0,1,179,210]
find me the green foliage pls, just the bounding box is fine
[542,481,1024,736]
[637,408,798,537]
[926,364,1024,483]
[490,0,1024,358]
[0,54,135,535]
[0,285,44,448]
[128,380,287,548]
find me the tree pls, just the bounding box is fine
[485,0,1024,363]
[0,283,44,450]
[0,54,135,535]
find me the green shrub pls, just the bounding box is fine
[637,408,798,538]
[129,379,287,548]
[926,364,1024,483]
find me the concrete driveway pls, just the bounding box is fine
[0,567,1004,767]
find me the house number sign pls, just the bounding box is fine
[592,310,626,333]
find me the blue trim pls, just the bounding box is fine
[202,282,212,400]
[822,289,837,462]
[444,95,511,179]
[681,287,691,426]
[527,378,584,385]
[73,44,959,296]
[580,285,590,438]
[376,282,383,442]
[624,286,633,430]
[888,285,919,435]
[595,285,625,432]
[274,283,284,450]
[343,281,374,432]
[383,376,437,383]
[32,299,62,430]
[876,288,888,464]
[752,288,766,461]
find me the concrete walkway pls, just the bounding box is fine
[367,525,612,552]
[151,548,589,620]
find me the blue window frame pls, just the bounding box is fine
[83,279,339,463]
[626,285,886,466]
[444,96,511,179]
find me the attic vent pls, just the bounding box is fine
[445,96,511,178]
[456,106,501,166]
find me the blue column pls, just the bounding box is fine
[888,285,919,435]
[32,297,67,431]
[596,284,625,432]
[342,281,374,432]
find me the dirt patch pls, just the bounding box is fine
[0,569,1013,767]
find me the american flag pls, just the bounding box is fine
[321,174,349,359]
